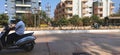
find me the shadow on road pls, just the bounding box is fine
[0,32,120,55]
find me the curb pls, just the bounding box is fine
[24,29,120,35]
[1,29,120,35]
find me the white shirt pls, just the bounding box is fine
[15,21,25,35]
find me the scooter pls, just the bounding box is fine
[0,25,36,52]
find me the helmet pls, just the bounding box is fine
[15,18,21,22]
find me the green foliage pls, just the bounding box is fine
[110,14,120,17]
[0,14,8,26]
[99,19,104,25]
[90,15,100,23]
[51,20,59,27]
[20,10,52,27]
[21,13,34,27]
[69,15,83,26]
[110,4,120,17]
[57,17,69,27]
[38,10,52,26]
[51,15,102,27]
[82,17,91,26]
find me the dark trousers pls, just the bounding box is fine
[6,33,20,45]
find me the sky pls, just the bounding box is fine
[0,0,119,17]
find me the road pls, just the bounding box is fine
[0,32,120,55]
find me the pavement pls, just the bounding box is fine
[0,32,120,55]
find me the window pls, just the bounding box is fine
[66,7,72,11]
[99,3,103,6]
[89,12,92,14]
[11,0,15,2]
[5,9,7,11]
[25,0,31,2]
[100,14,102,17]
[39,2,41,6]
[68,14,72,18]
[89,7,92,8]
[5,3,7,4]
[66,1,72,5]
[100,8,102,11]
[32,2,36,3]
[11,7,15,9]
[112,3,114,6]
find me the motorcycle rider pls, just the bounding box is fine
[6,17,25,46]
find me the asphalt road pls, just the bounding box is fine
[0,32,120,55]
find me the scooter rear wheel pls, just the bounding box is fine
[21,41,35,52]
[0,45,2,51]
[0,47,2,51]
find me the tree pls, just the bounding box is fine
[21,13,34,27]
[82,17,91,26]
[104,17,109,26]
[110,4,120,17]
[99,19,104,25]
[69,15,83,26]
[90,15,100,23]
[57,17,69,27]
[118,4,120,14]
[37,10,51,27]
[51,20,58,27]
[20,10,51,27]
[0,14,8,27]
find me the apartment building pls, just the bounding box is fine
[93,0,114,18]
[5,0,41,20]
[54,0,114,19]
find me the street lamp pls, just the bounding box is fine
[34,8,37,27]
[34,7,41,27]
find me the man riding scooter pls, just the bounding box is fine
[6,17,25,47]
[0,17,35,52]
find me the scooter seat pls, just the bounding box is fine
[21,32,34,37]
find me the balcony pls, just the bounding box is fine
[98,11,103,14]
[4,11,8,14]
[4,4,7,7]
[82,5,88,8]
[66,11,72,14]
[16,4,31,7]
[16,1,31,7]
[98,6,103,8]
[16,10,31,13]
[111,6,114,9]
[66,0,73,1]
[65,5,72,7]
[82,0,88,2]
[82,10,87,14]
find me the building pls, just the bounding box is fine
[93,0,114,18]
[45,3,51,18]
[5,0,41,20]
[54,0,114,20]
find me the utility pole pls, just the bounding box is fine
[38,0,41,27]
[34,8,37,27]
